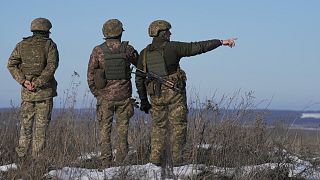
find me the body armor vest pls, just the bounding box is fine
[100,41,131,80]
[146,42,168,76]
[20,36,50,76]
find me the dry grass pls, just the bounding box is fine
[1,79,320,179]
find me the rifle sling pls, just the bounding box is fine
[143,50,147,72]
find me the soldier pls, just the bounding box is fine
[7,18,59,161]
[135,20,236,166]
[87,19,138,167]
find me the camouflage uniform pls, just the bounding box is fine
[135,20,223,165]
[87,19,138,166]
[7,18,59,158]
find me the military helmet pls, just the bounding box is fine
[30,18,52,32]
[102,19,124,38]
[148,20,171,37]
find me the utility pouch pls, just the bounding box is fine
[146,80,162,97]
[167,68,187,92]
[176,68,187,91]
[94,68,107,89]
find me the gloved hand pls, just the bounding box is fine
[140,98,151,114]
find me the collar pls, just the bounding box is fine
[152,37,169,44]
[105,38,121,43]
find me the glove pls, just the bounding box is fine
[140,98,151,114]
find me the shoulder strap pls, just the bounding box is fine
[160,42,167,58]
[45,39,51,57]
[143,44,152,72]
[143,49,147,72]
[99,42,111,54]
[100,41,128,54]
[120,41,128,53]
[41,39,52,59]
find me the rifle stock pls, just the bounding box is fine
[135,68,181,93]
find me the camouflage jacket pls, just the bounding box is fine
[135,37,222,100]
[87,39,138,101]
[7,34,59,102]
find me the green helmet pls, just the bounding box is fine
[148,20,171,37]
[30,18,52,32]
[102,19,124,38]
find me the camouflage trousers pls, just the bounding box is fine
[16,98,53,158]
[149,88,188,165]
[96,97,134,166]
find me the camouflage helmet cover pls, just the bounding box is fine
[102,19,124,38]
[148,20,171,37]
[30,18,52,32]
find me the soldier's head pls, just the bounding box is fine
[148,20,171,41]
[102,19,124,39]
[30,18,52,35]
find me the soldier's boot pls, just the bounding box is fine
[76,156,101,169]
[161,165,175,179]
[171,139,187,167]
[172,157,184,167]
[98,160,112,172]
[172,150,187,167]
[115,154,124,166]
[150,153,162,166]
[98,155,112,171]
[115,147,129,166]
[17,156,31,170]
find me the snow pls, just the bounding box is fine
[77,152,102,161]
[1,150,320,179]
[301,113,320,119]
[0,163,17,172]
[196,144,222,150]
[46,163,206,180]
[44,162,320,180]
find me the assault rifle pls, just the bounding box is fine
[135,68,181,95]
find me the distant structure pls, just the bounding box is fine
[301,113,320,119]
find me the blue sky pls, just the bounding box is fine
[1,0,319,110]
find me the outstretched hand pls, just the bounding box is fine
[222,38,237,48]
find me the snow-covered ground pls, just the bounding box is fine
[46,163,206,180]
[1,161,320,179]
[1,149,320,180]
[43,162,320,180]
[0,164,17,172]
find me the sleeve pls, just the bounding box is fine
[33,40,59,88]
[87,47,100,97]
[7,43,26,85]
[174,39,222,58]
[135,49,148,100]
[126,44,139,67]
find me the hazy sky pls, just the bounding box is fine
[1,0,319,110]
